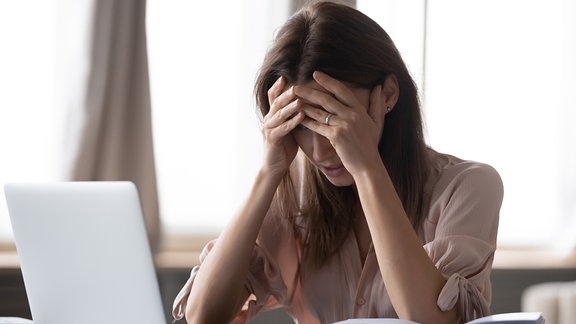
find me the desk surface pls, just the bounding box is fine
[1,249,576,270]
[0,251,201,270]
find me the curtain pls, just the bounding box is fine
[66,0,160,252]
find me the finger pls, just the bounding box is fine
[300,116,330,139]
[267,76,285,108]
[264,98,301,129]
[266,111,306,142]
[265,85,297,123]
[312,71,361,108]
[301,105,337,127]
[293,84,346,116]
[369,84,386,132]
[266,77,296,118]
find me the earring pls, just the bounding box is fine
[386,106,392,113]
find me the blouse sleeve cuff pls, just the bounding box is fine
[171,240,286,323]
[438,273,490,322]
[172,265,200,321]
[244,243,287,316]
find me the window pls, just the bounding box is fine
[357,1,426,94]
[2,1,575,252]
[146,1,289,238]
[360,0,576,248]
[424,0,576,248]
[0,1,65,244]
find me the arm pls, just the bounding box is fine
[354,164,459,323]
[185,76,304,324]
[358,160,503,322]
[185,168,283,324]
[294,71,458,322]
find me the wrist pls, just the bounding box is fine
[350,152,386,182]
[353,158,401,208]
[256,165,286,188]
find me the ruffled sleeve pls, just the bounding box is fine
[171,237,292,323]
[424,236,494,321]
[423,158,504,322]
[242,241,290,319]
[172,240,215,321]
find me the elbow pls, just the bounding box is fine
[185,304,213,324]
[185,303,235,324]
[184,284,249,324]
[184,303,195,324]
[185,311,211,324]
[186,314,234,324]
[184,305,195,324]
[185,302,208,324]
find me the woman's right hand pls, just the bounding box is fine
[261,76,304,177]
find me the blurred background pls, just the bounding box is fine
[1,0,575,323]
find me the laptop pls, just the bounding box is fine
[4,182,166,324]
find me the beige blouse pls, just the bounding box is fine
[173,150,504,324]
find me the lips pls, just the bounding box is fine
[320,164,346,178]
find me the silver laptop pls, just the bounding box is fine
[4,182,166,324]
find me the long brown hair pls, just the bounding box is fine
[254,2,429,267]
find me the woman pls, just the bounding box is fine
[173,2,503,323]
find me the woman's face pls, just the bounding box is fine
[292,81,371,187]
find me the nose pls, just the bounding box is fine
[311,132,335,162]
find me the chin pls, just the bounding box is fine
[324,173,355,187]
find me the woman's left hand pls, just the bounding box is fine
[293,71,388,177]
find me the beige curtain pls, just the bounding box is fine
[67,0,160,252]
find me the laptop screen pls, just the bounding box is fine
[4,182,166,324]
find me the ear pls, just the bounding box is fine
[382,74,399,112]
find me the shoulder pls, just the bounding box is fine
[427,149,503,198]
[424,149,504,230]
